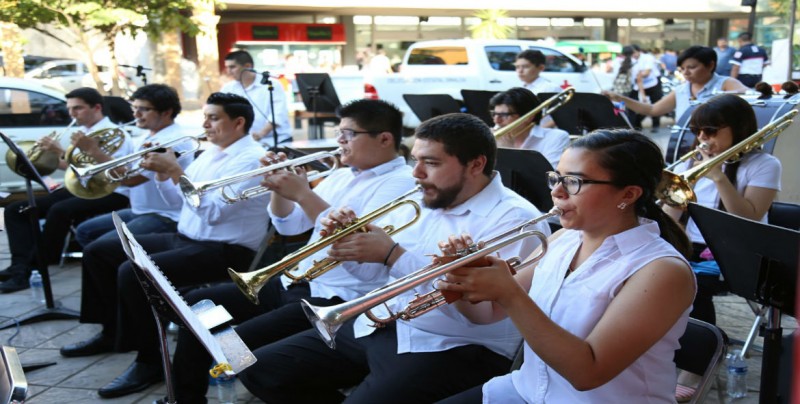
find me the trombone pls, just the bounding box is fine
[493,87,575,140]
[228,186,423,305]
[658,109,797,209]
[69,133,204,187]
[179,148,342,208]
[665,142,709,171]
[302,207,561,348]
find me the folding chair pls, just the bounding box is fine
[674,318,729,404]
[0,346,27,404]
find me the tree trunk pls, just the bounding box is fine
[158,30,184,99]
[193,0,221,102]
[107,31,123,96]
[0,22,25,78]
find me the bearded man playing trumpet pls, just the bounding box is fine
[161,98,416,403]
[491,87,570,169]
[238,113,550,403]
[59,92,269,398]
[73,83,194,247]
[0,87,132,293]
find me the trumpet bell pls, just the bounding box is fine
[656,171,696,209]
[5,140,60,177]
[226,267,261,305]
[301,299,341,349]
[63,168,119,200]
[179,176,202,208]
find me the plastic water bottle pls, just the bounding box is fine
[726,349,748,399]
[216,374,237,404]
[29,270,44,304]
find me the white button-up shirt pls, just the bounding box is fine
[221,79,292,147]
[129,123,194,221]
[353,173,550,359]
[514,125,570,169]
[483,219,690,403]
[155,134,268,251]
[523,76,562,95]
[272,156,415,301]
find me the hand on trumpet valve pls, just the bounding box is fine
[140,148,181,178]
[259,167,312,202]
[259,151,288,167]
[318,206,357,237]
[437,233,478,256]
[439,255,520,305]
[326,222,398,265]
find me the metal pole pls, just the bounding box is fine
[748,1,758,34]
[789,0,797,80]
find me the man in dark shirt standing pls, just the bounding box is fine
[730,32,769,87]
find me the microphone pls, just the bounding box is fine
[243,68,271,85]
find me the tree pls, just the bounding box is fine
[0,0,208,95]
[469,9,514,40]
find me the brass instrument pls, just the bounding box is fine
[493,87,575,140]
[658,109,797,209]
[69,133,204,187]
[665,143,709,171]
[302,207,561,348]
[229,186,423,305]
[63,127,128,199]
[180,148,343,208]
[5,118,77,177]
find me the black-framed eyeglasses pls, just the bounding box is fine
[131,105,155,114]
[546,171,615,195]
[689,125,725,136]
[335,128,377,141]
[490,111,518,119]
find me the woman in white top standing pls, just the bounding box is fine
[437,130,695,403]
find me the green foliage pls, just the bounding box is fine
[469,9,514,40]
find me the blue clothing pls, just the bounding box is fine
[714,46,736,76]
[731,44,769,87]
[659,53,677,75]
[674,73,727,122]
[74,208,177,247]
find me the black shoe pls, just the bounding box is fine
[0,268,13,281]
[98,361,164,398]
[0,276,29,293]
[60,332,114,357]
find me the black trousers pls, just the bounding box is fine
[79,233,254,362]
[3,187,128,277]
[627,81,664,130]
[239,321,511,404]
[172,277,343,403]
[688,243,727,325]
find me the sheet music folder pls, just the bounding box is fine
[112,213,256,375]
[688,203,798,317]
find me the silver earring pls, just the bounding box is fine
[617,202,627,210]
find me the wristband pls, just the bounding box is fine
[383,242,400,266]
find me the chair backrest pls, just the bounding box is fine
[1,346,27,404]
[460,89,499,127]
[402,94,462,123]
[768,202,800,231]
[673,318,728,404]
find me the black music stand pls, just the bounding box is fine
[0,132,79,330]
[112,213,255,404]
[461,89,499,126]
[402,94,462,123]
[538,92,630,136]
[495,148,554,213]
[296,73,341,140]
[688,203,798,404]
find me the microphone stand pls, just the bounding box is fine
[0,133,79,330]
[260,71,279,149]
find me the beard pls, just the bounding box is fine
[421,182,463,209]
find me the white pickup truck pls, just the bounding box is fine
[365,39,611,128]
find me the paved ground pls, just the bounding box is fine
[0,117,796,403]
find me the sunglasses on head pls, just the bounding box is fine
[689,125,725,136]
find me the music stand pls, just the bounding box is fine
[495,148,554,213]
[461,89,499,126]
[402,94,462,123]
[688,203,798,404]
[538,92,630,136]
[0,132,79,330]
[112,213,256,404]
[0,346,27,403]
[296,73,341,140]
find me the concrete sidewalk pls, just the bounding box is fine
[0,122,795,403]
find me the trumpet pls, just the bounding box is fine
[302,207,561,348]
[5,118,77,177]
[69,133,204,188]
[228,186,423,305]
[179,148,342,208]
[493,87,575,140]
[658,109,797,209]
[63,127,129,199]
[665,143,709,171]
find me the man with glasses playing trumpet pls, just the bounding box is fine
[490,87,570,169]
[0,87,133,293]
[238,113,550,403]
[59,92,269,399]
[72,83,194,248]
[166,98,415,403]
